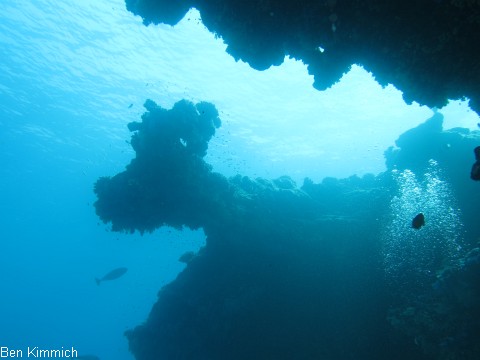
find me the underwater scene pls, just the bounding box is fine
[1,1,480,359]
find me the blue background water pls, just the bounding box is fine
[0,1,478,359]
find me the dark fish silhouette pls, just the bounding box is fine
[95,267,127,285]
[412,213,425,230]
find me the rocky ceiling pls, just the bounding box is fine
[125,0,480,114]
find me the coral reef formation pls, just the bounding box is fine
[94,100,480,359]
[94,1,480,357]
[125,0,480,113]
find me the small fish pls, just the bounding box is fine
[412,213,425,230]
[95,267,127,285]
[128,103,133,109]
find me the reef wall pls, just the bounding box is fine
[94,100,480,359]
[125,0,480,114]
[92,1,480,358]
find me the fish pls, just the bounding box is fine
[411,213,425,230]
[95,267,127,285]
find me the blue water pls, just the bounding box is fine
[1,1,479,359]
[0,2,207,358]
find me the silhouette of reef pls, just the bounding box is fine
[94,100,480,359]
[125,0,480,114]
[94,1,480,357]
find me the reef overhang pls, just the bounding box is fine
[125,0,480,114]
